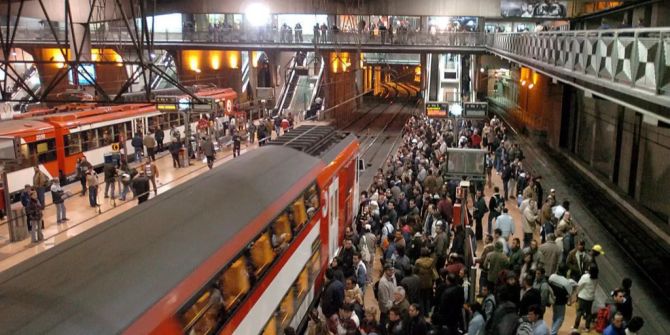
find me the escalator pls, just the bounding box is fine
[276,52,324,119]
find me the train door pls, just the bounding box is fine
[328,177,339,259]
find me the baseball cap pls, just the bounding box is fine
[592,244,605,255]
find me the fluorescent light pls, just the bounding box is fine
[528,83,534,89]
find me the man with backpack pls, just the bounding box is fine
[548,264,577,335]
[488,186,504,236]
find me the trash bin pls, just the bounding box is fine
[179,148,188,167]
[8,206,28,242]
[104,152,121,165]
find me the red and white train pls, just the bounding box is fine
[0,88,238,194]
[0,125,360,335]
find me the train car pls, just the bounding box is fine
[0,126,360,335]
[1,88,239,195]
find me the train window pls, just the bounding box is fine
[271,213,293,253]
[276,287,295,330]
[112,124,124,143]
[292,197,308,231]
[261,317,277,335]
[64,133,83,156]
[32,139,56,164]
[99,126,113,146]
[219,258,250,310]
[308,250,321,282]
[82,129,98,151]
[248,231,275,277]
[182,287,224,335]
[295,267,309,302]
[303,184,319,220]
[124,121,133,142]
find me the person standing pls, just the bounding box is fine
[131,132,144,162]
[132,170,151,204]
[201,136,215,169]
[118,157,136,201]
[155,126,165,152]
[233,131,241,158]
[522,199,539,248]
[473,189,488,241]
[169,140,182,168]
[50,178,69,224]
[103,161,117,199]
[143,159,159,195]
[574,265,599,331]
[76,156,92,196]
[26,189,44,243]
[143,132,157,161]
[548,264,577,335]
[495,207,515,239]
[487,186,503,236]
[86,167,99,207]
[32,166,49,207]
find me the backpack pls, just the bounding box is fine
[494,195,504,213]
[542,282,556,306]
[486,302,519,335]
[594,306,611,333]
[360,236,371,263]
[515,318,534,335]
[548,281,570,305]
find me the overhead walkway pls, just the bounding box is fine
[487,27,670,120]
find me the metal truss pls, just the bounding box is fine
[0,0,202,104]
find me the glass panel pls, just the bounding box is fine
[249,231,275,276]
[277,288,295,330]
[65,133,83,156]
[639,123,670,221]
[100,126,114,146]
[182,290,213,327]
[262,317,277,335]
[219,258,250,310]
[292,197,308,230]
[188,287,224,335]
[303,184,319,220]
[295,267,309,301]
[272,213,293,253]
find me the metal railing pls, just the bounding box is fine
[486,27,670,101]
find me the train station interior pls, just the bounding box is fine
[0,0,668,334]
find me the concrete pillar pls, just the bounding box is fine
[650,1,670,27]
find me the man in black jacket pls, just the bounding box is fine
[321,268,345,318]
[131,171,151,204]
[437,273,464,335]
[406,303,429,335]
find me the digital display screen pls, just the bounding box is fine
[68,64,96,86]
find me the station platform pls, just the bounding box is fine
[0,130,282,272]
[356,116,669,334]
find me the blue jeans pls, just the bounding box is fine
[120,183,132,201]
[134,147,143,162]
[55,202,66,223]
[88,186,98,207]
[551,304,566,335]
[36,187,46,208]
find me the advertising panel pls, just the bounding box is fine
[501,0,568,18]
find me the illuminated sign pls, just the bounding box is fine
[426,102,449,117]
[464,102,488,118]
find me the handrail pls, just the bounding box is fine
[274,55,297,116]
[309,55,325,110]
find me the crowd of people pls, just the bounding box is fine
[306,115,645,335]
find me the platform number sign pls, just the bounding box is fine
[226,99,233,113]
